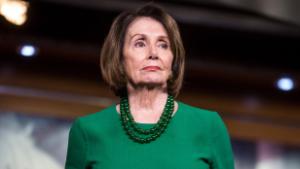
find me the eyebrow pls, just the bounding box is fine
[129,34,144,41]
[129,33,169,41]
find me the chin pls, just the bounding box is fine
[129,74,168,87]
[133,78,167,88]
[141,77,166,84]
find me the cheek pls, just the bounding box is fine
[125,57,139,69]
[124,55,142,75]
[165,54,174,71]
[124,59,133,75]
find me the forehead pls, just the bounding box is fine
[126,17,168,37]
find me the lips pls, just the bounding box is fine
[142,66,161,71]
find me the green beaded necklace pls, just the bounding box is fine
[120,95,174,144]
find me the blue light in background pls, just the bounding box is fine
[276,77,294,91]
[19,45,36,57]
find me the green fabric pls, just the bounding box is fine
[65,101,235,169]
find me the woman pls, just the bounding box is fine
[65,3,234,169]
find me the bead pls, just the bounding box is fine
[119,95,174,144]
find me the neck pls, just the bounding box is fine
[126,83,168,123]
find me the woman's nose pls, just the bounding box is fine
[148,54,158,60]
[148,45,158,60]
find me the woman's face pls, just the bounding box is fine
[123,17,173,88]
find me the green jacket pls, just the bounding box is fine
[65,101,235,169]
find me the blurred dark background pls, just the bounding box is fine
[0,0,299,168]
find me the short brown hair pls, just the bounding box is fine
[100,3,185,97]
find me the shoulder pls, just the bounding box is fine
[177,101,226,129]
[178,101,219,119]
[71,104,117,132]
[80,104,116,122]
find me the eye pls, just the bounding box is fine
[134,41,145,48]
[158,42,169,49]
